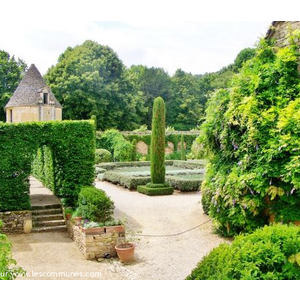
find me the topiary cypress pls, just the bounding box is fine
[180,133,186,161]
[150,97,166,184]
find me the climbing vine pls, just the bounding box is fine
[201,31,300,236]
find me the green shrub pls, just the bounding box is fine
[78,186,114,222]
[114,139,134,162]
[95,149,112,164]
[180,134,186,161]
[96,129,134,162]
[188,136,205,159]
[165,152,181,160]
[0,220,25,279]
[200,32,300,236]
[137,185,174,196]
[187,224,300,280]
[0,121,95,211]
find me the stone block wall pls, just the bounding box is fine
[267,21,300,48]
[0,211,32,234]
[67,221,125,260]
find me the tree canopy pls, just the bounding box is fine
[0,51,27,121]
[45,40,145,130]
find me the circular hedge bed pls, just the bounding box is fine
[187,224,300,280]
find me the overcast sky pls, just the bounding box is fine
[0,21,271,76]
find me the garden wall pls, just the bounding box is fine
[0,211,32,234]
[67,221,125,260]
[96,130,199,156]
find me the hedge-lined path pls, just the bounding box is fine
[95,181,227,280]
[30,176,61,207]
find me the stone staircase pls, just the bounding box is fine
[32,204,67,232]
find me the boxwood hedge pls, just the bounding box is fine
[0,121,95,211]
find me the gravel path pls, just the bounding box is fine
[9,180,226,280]
[95,181,227,280]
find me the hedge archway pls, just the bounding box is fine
[0,120,95,211]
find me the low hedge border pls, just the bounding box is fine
[166,175,203,192]
[104,171,203,191]
[137,185,174,196]
[104,171,150,189]
[96,160,206,172]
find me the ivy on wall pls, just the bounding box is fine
[0,121,95,211]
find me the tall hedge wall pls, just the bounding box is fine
[0,121,95,211]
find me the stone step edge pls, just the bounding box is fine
[33,220,66,227]
[32,208,63,215]
[31,225,67,232]
[32,214,64,220]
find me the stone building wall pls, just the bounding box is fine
[267,21,300,48]
[6,106,62,123]
[0,211,32,234]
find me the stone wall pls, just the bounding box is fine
[0,211,32,234]
[67,221,125,260]
[267,21,300,48]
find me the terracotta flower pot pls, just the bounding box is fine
[66,213,72,220]
[72,216,83,225]
[115,243,135,263]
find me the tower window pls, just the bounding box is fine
[43,93,49,104]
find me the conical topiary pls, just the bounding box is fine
[180,133,186,161]
[151,97,166,183]
[137,97,174,195]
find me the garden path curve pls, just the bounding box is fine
[95,181,227,280]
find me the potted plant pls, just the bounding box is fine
[71,208,83,225]
[115,225,140,263]
[64,207,73,220]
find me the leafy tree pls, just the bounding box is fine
[171,69,204,129]
[233,47,256,70]
[45,40,144,130]
[0,51,27,121]
[128,65,173,128]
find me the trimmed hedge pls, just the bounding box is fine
[95,149,112,164]
[150,97,166,184]
[104,171,203,191]
[187,224,300,280]
[78,186,114,223]
[104,171,150,189]
[97,130,199,156]
[166,175,203,192]
[137,185,174,196]
[0,121,95,211]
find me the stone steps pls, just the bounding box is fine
[31,204,62,210]
[33,214,65,222]
[32,208,62,216]
[34,219,66,227]
[31,203,66,233]
[31,225,67,233]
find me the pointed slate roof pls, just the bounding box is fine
[5,64,62,109]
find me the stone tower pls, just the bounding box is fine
[5,64,62,123]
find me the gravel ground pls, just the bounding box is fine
[9,181,227,280]
[95,181,227,280]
